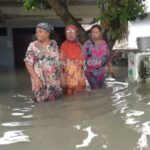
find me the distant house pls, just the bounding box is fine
[0,0,150,70]
[113,12,150,50]
[111,11,150,67]
[128,13,150,49]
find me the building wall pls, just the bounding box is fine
[0,27,15,71]
[128,13,150,49]
[0,19,65,71]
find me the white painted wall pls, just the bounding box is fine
[128,16,150,49]
[128,0,150,49]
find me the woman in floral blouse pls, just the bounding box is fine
[24,22,62,102]
[83,25,110,89]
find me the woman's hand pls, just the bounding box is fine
[25,62,43,92]
[32,76,43,92]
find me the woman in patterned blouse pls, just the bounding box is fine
[24,22,62,102]
[83,25,110,89]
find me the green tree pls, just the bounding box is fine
[97,0,147,49]
[23,0,147,49]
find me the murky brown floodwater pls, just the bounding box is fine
[0,67,150,150]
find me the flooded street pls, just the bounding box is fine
[0,67,150,150]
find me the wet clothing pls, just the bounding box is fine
[24,40,62,101]
[60,40,86,94]
[83,40,110,89]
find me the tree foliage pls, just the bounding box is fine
[97,0,147,42]
[23,0,148,49]
[24,0,50,10]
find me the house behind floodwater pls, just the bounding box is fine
[0,0,150,71]
[0,0,98,70]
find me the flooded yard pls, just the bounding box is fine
[0,67,150,150]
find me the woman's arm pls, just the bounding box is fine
[100,41,110,67]
[25,62,42,92]
[24,42,42,91]
[60,44,67,71]
[25,62,37,78]
[83,42,91,69]
[93,41,110,68]
[25,62,42,91]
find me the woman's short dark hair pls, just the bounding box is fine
[91,25,102,32]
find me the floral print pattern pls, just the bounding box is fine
[60,40,86,93]
[83,40,110,89]
[24,40,62,101]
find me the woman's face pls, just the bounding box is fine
[36,28,50,42]
[91,27,101,41]
[65,27,77,41]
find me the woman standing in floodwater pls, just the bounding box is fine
[60,24,86,95]
[83,25,110,89]
[24,22,62,102]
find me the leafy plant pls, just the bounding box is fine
[23,0,148,48]
[23,0,50,10]
[97,0,147,42]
